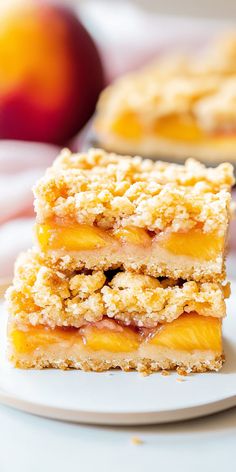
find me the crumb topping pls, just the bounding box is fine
[34,148,233,234]
[195,80,236,132]
[6,250,227,329]
[101,272,226,327]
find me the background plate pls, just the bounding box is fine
[0,282,235,425]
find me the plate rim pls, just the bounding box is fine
[0,388,235,425]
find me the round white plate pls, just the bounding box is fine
[0,283,236,425]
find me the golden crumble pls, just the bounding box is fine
[195,79,236,132]
[6,250,227,329]
[7,250,105,328]
[34,148,233,235]
[102,272,226,326]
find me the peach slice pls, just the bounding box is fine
[157,230,224,261]
[35,222,110,251]
[80,319,140,353]
[10,326,82,355]
[114,226,152,247]
[154,115,206,142]
[148,313,222,352]
[154,115,236,147]
[111,111,142,140]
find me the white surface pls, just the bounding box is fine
[0,282,236,425]
[0,403,236,472]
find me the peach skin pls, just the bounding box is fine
[0,3,105,144]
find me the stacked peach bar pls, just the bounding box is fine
[6,148,234,373]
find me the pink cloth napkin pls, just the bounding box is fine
[0,141,60,278]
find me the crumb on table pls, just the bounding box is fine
[161,370,170,376]
[176,367,188,376]
[131,436,144,445]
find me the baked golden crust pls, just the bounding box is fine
[34,148,233,235]
[6,250,227,329]
[38,249,227,283]
[10,353,224,373]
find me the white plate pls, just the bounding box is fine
[0,283,236,425]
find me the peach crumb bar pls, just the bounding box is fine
[33,148,234,282]
[6,250,228,373]
[94,34,236,164]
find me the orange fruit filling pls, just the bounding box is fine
[157,230,224,261]
[154,115,206,142]
[11,313,221,356]
[11,326,83,355]
[154,115,236,146]
[113,226,151,247]
[36,222,153,252]
[35,222,110,251]
[148,313,222,352]
[111,111,236,147]
[80,319,140,353]
[111,111,142,140]
[36,223,223,262]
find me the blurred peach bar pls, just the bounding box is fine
[6,250,228,372]
[94,34,236,164]
[33,148,234,282]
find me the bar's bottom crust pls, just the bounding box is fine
[10,352,224,374]
[43,248,225,283]
[94,130,236,164]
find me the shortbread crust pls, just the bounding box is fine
[6,250,227,329]
[94,131,236,164]
[9,348,224,373]
[39,241,227,282]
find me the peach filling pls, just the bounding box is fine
[149,313,222,352]
[11,326,83,355]
[110,111,236,146]
[154,115,206,142]
[10,313,222,355]
[111,111,143,140]
[157,230,224,261]
[35,222,223,262]
[80,320,140,352]
[36,223,111,251]
[113,226,151,247]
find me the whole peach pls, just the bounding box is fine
[0,3,105,144]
